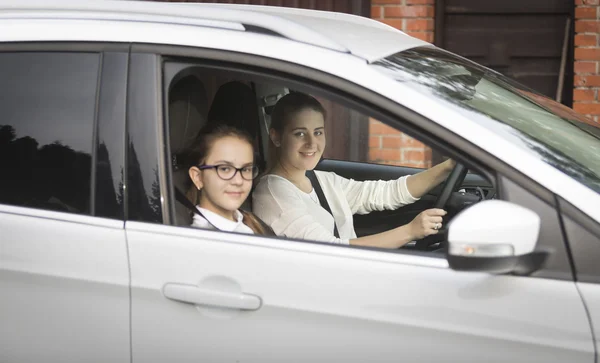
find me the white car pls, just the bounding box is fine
[1,1,599,363]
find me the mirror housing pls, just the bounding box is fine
[447,200,549,275]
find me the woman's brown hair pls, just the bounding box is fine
[182,124,274,236]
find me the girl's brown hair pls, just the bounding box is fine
[267,92,327,171]
[182,124,274,236]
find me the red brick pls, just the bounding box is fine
[576,0,600,5]
[575,47,600,60]
[372,0,403,4]
[369,120,401,135]
[574,89,596,101]
[406,0,435,4]
[575,20,600,33]
[575,75,600,86]
[371,5,382,18]
[406,31,434,42]
[402,135,426,148]
[381,136,403,148]
[403,149,427,163]
[575,61,597,73]
[573,102,600,115]
[405,18,434,31]
[389,160,425,167]
[576,7,598,19]
[379,18,404,30]
[384,5,434,18]
[575,34,597,47]
[369,136,381,148]
[370,148,401,162]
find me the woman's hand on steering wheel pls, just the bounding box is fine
[408,208,447,240]
[413,161,467,250]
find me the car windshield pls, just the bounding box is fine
[371,47,600,194]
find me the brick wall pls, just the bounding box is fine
[574,0,600,123]
[369,0,435,167]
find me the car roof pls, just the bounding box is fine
[0,0,429,62]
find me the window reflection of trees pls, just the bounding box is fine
[373,48,482,102]
[0,125,91,214]
[126,143,162,223]
[373,48,600,193]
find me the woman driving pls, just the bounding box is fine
[252,92,455,248]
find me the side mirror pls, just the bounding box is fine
[447,200,549,275]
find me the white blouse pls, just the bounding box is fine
[191,207,254,235]
[252,171,419,244]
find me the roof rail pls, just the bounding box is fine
[0,0,349,53]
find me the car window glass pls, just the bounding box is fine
[163,64,493,256]
[0,52,99,215]
[372,47,600,193]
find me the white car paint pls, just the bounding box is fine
[448,200,541,256]
[126,221,593,363]
[0,204,129,363]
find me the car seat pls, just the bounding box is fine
[206,81,263,211]
[168,75,208,226]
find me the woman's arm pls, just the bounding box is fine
[350,208,447,248]
[332,172,419,215]
[406,159,455,199]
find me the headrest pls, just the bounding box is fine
[206,81,259,139]
[169,76,208,158]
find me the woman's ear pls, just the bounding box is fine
[189,166,203,190]
[269,129,281,147]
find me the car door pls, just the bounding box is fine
[125,45,594,363]
[0,47,130,362]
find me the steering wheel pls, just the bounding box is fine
[414,162,468,250]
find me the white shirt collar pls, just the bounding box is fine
[191,207,254,234]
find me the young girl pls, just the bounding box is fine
[252,92,455,248]
[185,124,273,236]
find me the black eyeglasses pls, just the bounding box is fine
[198,164,259,181]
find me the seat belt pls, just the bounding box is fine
[306,170,340,239]
[174,188,219,230]
[175,188,275,236]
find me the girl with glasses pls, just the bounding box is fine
[185,124,273,236]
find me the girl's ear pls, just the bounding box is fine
[189,166,203,190]
[269,129,281,147]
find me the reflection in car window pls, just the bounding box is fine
[0,52,100,214]
[372,47,600,194]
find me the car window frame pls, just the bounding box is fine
[137,43,574,274]
[0,42,129,221]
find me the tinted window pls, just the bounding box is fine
[0,52,100,215]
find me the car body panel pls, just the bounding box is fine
[578,283,600,355]
[0,205,129,363]
[126,221,593,363]
[1,0,428,61]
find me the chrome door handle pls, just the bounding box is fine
[162,283,262,311]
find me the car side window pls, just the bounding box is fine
[162,62,493,254]
[0,52,100,215]
[309,99,440,169]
